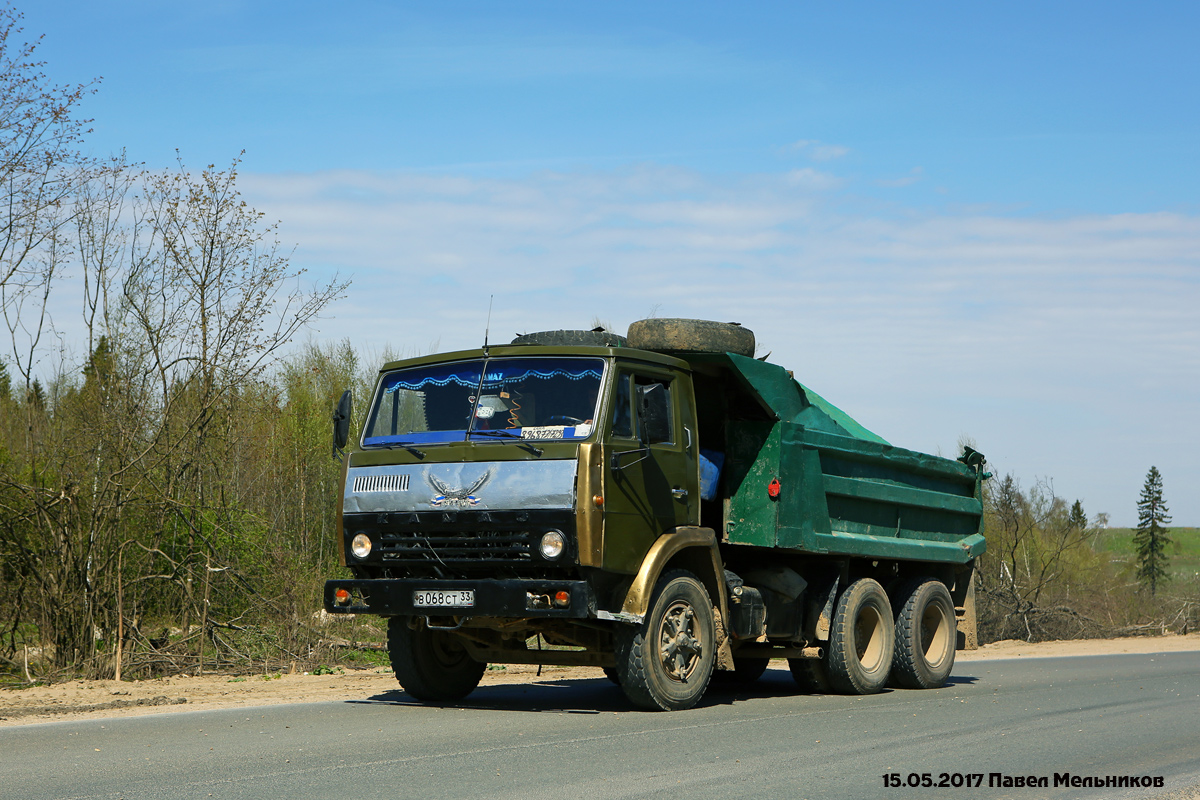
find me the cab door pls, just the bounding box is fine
[601,366,697,574]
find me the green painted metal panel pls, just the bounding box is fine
[720,355,804,420]
[802,429,977,485]
[776,434,831,551]
[773,423,983,564]
[823,474,982,516]
[682,352,891,444]
[798,530,986,562]
[791,382,890,445]
[722,421,779,547]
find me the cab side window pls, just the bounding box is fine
[611,373,633,438]
[634,375,673,444]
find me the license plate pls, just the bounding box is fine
[413,589,475,608]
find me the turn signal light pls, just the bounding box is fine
[334,588,351,605]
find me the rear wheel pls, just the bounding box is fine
[387,617,486,702]
[788,656,832,693]
[826,579,894,695]
[890,580,956,689]
[616,570,716,711]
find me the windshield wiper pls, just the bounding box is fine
[377,441,426,459]
[468,428,543,456]
[468,429,522,439]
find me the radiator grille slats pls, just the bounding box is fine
[352,474,411,493]
[379,530,531,564]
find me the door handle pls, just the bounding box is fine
[672,488,688,500]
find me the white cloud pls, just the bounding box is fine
[236,165,1200,526]
[878,166,924,187]
[783,139,850,162]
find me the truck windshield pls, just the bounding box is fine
[363,356,605,446]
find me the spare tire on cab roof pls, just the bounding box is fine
[626,318,755,357]
[510,329,628,347]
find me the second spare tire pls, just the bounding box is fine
[510,329,628,347]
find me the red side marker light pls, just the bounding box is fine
[334,588,351,605]
[767,478,781,499]
[553,591,570,608]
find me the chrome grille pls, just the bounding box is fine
[352,474,411,493]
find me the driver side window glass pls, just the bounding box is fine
[634,375,673,444]
[611,373,633,438]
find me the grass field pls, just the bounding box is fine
[1095,527,1200,583]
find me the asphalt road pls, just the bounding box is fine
[3,651,1198,800]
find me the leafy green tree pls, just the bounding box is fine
[1134,466,1172,596]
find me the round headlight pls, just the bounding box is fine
[539,530,565,560]
[351,533,372,559]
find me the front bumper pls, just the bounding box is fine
[324,578,597,619]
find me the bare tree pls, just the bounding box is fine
[114,155,348,641]
[0,5,97,388]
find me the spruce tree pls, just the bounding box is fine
[1134,466,1172,596]
[1068,500,1088,532]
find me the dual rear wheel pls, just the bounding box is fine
[787,577,956,696]
[890,579,957,690]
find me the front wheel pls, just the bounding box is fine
[826,578,894,695]
[712,656,770,687]
[616,570,716,711]
[387,617,486,702]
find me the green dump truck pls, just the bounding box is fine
[324,318,987,710]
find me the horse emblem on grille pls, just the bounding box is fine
[427,470,493,508]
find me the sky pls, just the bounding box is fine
[18,1,1200,526]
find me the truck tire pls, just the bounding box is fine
[510,329,628,347]
[626,318,755,358]
[713,657,770,686]
[889,579,956,689]
[826,578,895,695]
[788,656,833,693]
[732,656,770,683]
[616,570,716,711]
[387,616,486,702]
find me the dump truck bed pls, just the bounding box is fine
[685,352,986,563]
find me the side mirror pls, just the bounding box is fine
[332,389,352,458]
[637,383,671,444]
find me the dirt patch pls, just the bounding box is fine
[957,633,1200,661]
[3,633,1198,727]
[0,664,605,727]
